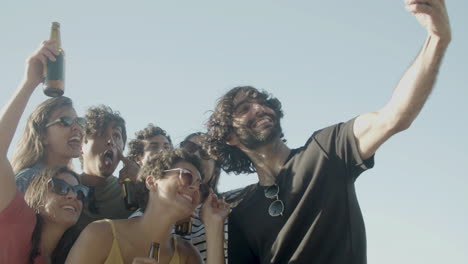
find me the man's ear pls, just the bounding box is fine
[145,175,157,191]
[226,131,239,146]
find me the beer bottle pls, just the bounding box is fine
[43,22,65,97]
[175,217,192,236]
[148,242,160,262]
[122,178,138,211]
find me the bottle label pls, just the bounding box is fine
[46,52,64,80]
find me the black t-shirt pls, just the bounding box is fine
[228,119,374,264]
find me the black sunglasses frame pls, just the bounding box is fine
[48,177,89,202]
[264,184,284,217]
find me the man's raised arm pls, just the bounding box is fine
[354,0,451,160]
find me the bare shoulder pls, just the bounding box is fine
[176,236,203,264]
[65,220,115,264]
[83,219,115,241]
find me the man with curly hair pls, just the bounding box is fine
[127,123,173,167]
[205,1,451,263]
[77,105,134,230]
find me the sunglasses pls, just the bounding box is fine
[163,168,209,202]
[264,184,284,217]
[48,178,89,202]
[45,116,87,129]
[180,140,210,160]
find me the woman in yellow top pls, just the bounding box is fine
[66,149,228,264]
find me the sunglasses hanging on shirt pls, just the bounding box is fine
[264,184,284,217]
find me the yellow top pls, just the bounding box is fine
[103,219,182,264]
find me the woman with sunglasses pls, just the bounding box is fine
[179,132,256,263]
[177,133,223,263]
[10,41,85,194]
[180,132,221,194]
[0,41,89,263]
[66,149,229,264]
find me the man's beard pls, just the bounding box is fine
[235,114,283,149]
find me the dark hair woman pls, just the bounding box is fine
[12,42,85,193]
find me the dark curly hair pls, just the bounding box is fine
[205,86,284,174]
[135,148,203,212]
[127,124,172,162]
[182,132,221,194]
[83,105,127,145]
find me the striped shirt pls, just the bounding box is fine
[129,186,252,263]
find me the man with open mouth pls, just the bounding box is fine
[76,105,134,231]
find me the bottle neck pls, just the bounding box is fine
[50,27,62,48]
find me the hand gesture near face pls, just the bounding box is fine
[201,190,230,226]
[23,40,60,88]
[405,0,451,42]
[117,147,140,183]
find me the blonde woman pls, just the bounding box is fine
[12,41,85,193]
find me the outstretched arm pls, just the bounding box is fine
[0,40,59,211]
[354,0,451,160]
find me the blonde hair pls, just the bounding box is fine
[12,96,73,173]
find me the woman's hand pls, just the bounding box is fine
[23,40,60,88]
[201,190,229,226]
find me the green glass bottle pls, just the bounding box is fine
[43,22,65,97]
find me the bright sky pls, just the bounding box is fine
[1,1,467,263]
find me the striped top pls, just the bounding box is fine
[129,186,254,263]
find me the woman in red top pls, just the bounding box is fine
[0,40,88,263]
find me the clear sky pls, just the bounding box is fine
[1,0,466,263]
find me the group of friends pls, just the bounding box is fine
[0,1,451,263]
